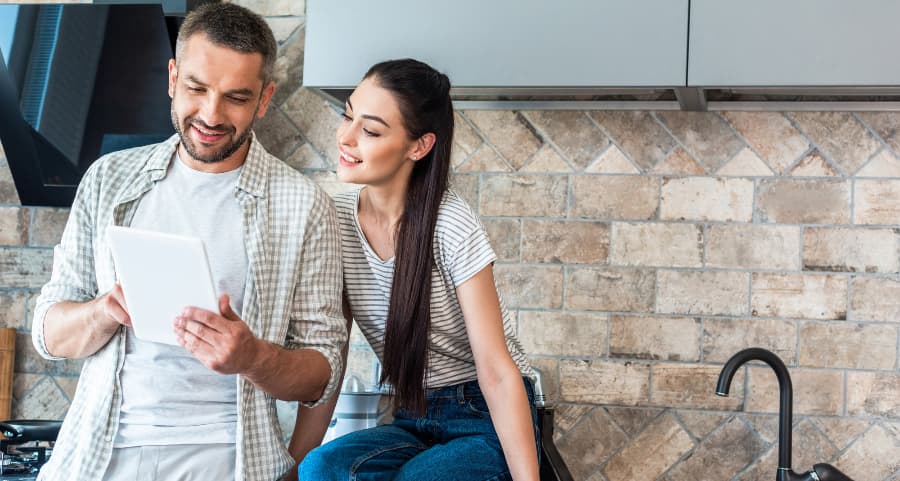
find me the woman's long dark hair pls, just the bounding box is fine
[366,59,454,413]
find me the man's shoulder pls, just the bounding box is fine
[80,140,171,190]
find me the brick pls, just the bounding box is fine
[522,220,609,264]
[669,416,766,481]
[791,419,841,475]
[482,219,520,262]
[722,112,809,175]
[585,145,639,174]
[285,142,329,171]
[268,23,304,107]
[799,322,896,369]
[707,225,801,270]
[521,146,572,173]
[746,367,843,415]
[702,318,797,363]
[857,112,900,156]
[604,407,663,438]
[560,359,650,405]
[791,112,881,175]
[609,315,700,361]
[651,363,743,410]
[0,207,29,246]
[603,414,694,481]
[30,208,69,247]
[651,148,705,175]
[254,107,303,161]
[0,157,19,205]
[231,0,304,18]
[675,410,732,441]
[660,177,754,222]
[855,179,900,225]
[847,372,900,418]
[803,227,899,273]
[566,267,655,312]
[590,111,677,171]
[610,223,703,268]
[524,111,608,171]
[789,150,840,177]
[465,111,542,170]
[0,290,27,329]
[449,173,478,208]
[283,88,341,163]
[479,175,567,217]
[752,273,847,320]
[11,376,69,420]
[658,270,749,316]
[571,176,658,220]
[717,147,775,177]
[855,149,900,178]
[0,248,53,289]
[833,424,900,481]
[452,112,484,161]
[494,265,563,309]
[851,277,900,322]
[655,112,745,172]
[556,408,628,481]
[457,144,511,172]
[518,311,607,357]
[811,417,874,451]
[757,179,851,224]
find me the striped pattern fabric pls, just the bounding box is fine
[335,188,531,389]
[31,134,346,481]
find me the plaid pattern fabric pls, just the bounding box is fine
[31,134,346,481]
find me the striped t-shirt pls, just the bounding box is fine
[335,188,532,389]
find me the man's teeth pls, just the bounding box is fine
[196,126,223,136]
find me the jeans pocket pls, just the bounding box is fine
[465,395,492,418]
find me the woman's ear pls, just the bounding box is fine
[409,133,436,161]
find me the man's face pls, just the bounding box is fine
[168,33,274,166]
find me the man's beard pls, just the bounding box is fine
[171,107,254,164]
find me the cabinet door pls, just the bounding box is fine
[304,0,689,89]
[689,0,900,86]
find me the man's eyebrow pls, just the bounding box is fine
[184,75,254,97]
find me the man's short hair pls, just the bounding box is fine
[176,2,277,84]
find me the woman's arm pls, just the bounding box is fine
[457,265,539,481]
[284,299,353,479]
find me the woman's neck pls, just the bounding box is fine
[359,184,406,229]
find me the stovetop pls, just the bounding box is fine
[0,444,52,480]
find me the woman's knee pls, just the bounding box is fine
[298,443,348,480]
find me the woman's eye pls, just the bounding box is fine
[363,129,380,137]
[341,112,352,121]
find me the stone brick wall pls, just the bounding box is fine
[2,1,900,480]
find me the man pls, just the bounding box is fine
[30,4,346,480]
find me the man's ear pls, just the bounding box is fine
[167,59,177,98]
[256,81,276,118]
[409,132,436,161]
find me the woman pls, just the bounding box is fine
[296,58,540,481]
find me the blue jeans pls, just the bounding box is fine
[299,378,539,481]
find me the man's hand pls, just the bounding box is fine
[174,294,270,375]
[91,284,131,332]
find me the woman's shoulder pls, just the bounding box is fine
[332,188,361,216]
[436,190,481,230]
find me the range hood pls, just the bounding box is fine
[304,0,900,111]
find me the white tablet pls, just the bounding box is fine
[107,226,219,346]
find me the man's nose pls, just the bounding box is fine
[198,96,226,128]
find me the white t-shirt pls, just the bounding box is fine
[114,154,247,447]
[335,188,532,389]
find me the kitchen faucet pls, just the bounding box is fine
[715,348,854,481]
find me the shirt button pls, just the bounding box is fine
[105,435,112,442]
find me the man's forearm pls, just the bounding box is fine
[243,342,332,402]
[43,300,119,359]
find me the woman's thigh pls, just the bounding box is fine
[299,425,426,481]
[393,433,510,481]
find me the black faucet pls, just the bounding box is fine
[715,348,855,481]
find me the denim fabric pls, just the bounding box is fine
[299,378,539,481]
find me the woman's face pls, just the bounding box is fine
[336,77,417,186]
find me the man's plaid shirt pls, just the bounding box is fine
[31,134,346,481]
